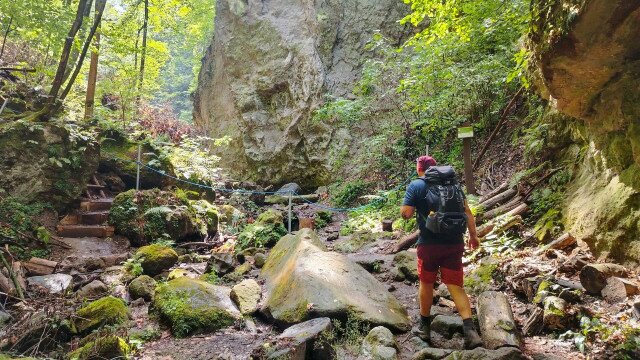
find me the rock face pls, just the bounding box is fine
[265,317,333,360]
[0,120,98,211]
[27,274,73,294]
[531,0,640,264]
[230,279,261,315]
[260,228,411,331]
[193,0,412,187]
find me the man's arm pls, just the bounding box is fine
[464,200,479,250]
[401,205,415,219]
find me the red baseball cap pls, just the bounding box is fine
[416,156,437,171]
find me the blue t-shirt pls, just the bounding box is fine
[403,179,465,245]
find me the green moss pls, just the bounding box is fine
[67,335,130,360]
[153,278,236,337]
[135,244,178,276]
[278,300,309,324]
[109,189,217,245]
[199,272,219,285]
[221,262,251,283]
[256,209,284,225]
[533,280,552,304]
[620,164,640,190]
[463,260,498,295]
[74,296,129,334]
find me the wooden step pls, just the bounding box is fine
[80,198,114,212]
[80,211,109,225]
[56,225,115,238]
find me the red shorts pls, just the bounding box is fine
[417,243,465,287]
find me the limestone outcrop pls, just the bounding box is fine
[260,228,411,332]
[193,0,412,187]
[531,0,640,264]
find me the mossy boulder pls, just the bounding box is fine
[74,296,129,335]
[236,209,287,250]
[99,130,175,189]
[463,257,498,295]
[128,275,157,301]
[134,244,178,276]
[109,189,218,246]
[67,335,130,360]
[261,229,411,331]
[153,277,240,337]
[392,251,418,282]
[0,120,99,212]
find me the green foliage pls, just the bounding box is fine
[314,210,333,229]
[560,316,612,353]
[123,257,144,277]
[330,180,370,208]
[616,328,640,360]
[199,271,218,285]
[317,314,371,356]
[339,189,404,235]
[0,197,50,260]
[236,210,287,251]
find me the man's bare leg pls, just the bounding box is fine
[446,283,482,349]
[419,281,435,317]
[446,284,472,319]
[413,281,435,342]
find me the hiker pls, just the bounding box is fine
[400,155,482,349]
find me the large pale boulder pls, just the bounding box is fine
[193,0,412,187]
[260,229,410,331]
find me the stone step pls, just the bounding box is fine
[80,198,114,212]
[56,225,115,238]
[80,211,109,225]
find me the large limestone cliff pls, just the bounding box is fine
[532,0,640,264]
[193,0,411,187]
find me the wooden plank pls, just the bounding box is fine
[535,233,576,255]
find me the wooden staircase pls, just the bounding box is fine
[57,175,115,238]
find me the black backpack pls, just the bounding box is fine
[419,166,468,235]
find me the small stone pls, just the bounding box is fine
[388,285,396,292]
[206,252,236,275]
[230,279,261,315]
[437,283,452,299]
[254,253,267,268]
[431,315,464,338]
[83,257,107,271]
[0,310,12,327]
[359,326,397,360]
[74,296,129,334]
[128,275,157,301]
[633,300,640,320]
[27,274,73,294]
[393,251,418,282]
[391,267,405,282]
[267,318,332,359]
[276,183,302,195]
[76,280,109,299]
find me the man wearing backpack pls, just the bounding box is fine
[400,155,482,349]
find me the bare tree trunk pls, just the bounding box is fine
[84,0,107,119]
[59,0,106,102]
[137,0,149,106]
[0,16,14,61]
[49,0,89,102]
[62,0,95,84]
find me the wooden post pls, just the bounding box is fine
[459,125,476,195]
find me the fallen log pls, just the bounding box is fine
[479,182,511,203]
[543,296,570,331]
[477,291,522,350]
[480,198,523,222]
[477,223,495,238]
[0,271,15,296]
[22,257,58,276]
[492,215,523,236]
[554,277,585,292]
[11,261,27,295]
[579,263,629,295]
[602,277,639,303]
[264,194,319,205]
[522,308,544,336]
[390,230,419,254]
[503,204,528,218]
[534,233,576,256]
[479,188,518,210]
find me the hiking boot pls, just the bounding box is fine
[412,322,431,343]
[463,328,482,349]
